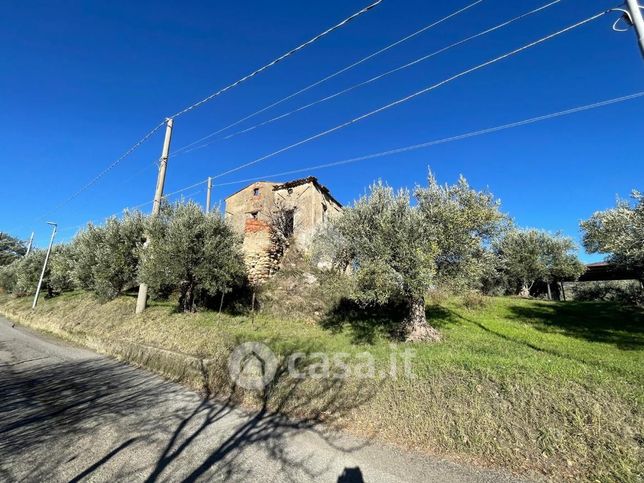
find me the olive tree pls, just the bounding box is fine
[318,175,505,342]
[494,229,585,296]
[416,173,507,292]
[0,232,27,266]
[72,211,145,300]
[0,260,19,293]
[581,190,643,276]
[139,202,246,312]
[0,244,77,297]
[13,250,47,297]
[49,244,77,294]
[72,225,101,291]
[328,183,438,341]
[0,250,49,296]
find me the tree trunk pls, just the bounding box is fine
[519,283,531,298]
[251,290,256,324]
[402,296,440,342]
[179,282,196,313]
[546,282,552,300]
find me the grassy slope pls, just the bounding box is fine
[1,292,641,481]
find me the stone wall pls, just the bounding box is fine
[241,218,275,285]
[225,177,342,284]
[273,180,342,250]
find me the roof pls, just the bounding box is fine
[586,262,611,268]
[272,176,342,207]
[224,181,278,201]
[578,261,642,282]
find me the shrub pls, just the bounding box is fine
[462,291,488,310]
[426,288,450,306]
[259,249,353,321]
[570,281,643,305]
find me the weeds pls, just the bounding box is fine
[1,293,642,481]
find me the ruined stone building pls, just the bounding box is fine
[224,177,342,283]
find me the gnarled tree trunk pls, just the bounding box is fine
[402,296,441,342]
[519,281,532,298]
[179,281,196,313]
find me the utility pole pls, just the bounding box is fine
[136,118,174,314]
[205,176,213,214]
[25,232,34,256]
[625,0,644,58]
[32,222,57,309]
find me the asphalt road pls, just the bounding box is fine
[0,316,527,482]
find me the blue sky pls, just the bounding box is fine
[1,0,642,261]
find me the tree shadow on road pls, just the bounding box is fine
[0,352,178,481]
[145,347,375,482]
[0,340,375,482]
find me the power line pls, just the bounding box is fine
[167,0,384,120]
[206,8,613,181]
[172,0,484,155]
[52,163,158,235]
[35,1,382,226]
[208,91,644,187]
[36,121,166,222]
[175,0,563,156]
[58,185,208,234]
[122,180,209,212]
[155,180,209,203]
[57,89,644,233]
[45,6,628,235]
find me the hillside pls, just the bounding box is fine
[0,293,642,481]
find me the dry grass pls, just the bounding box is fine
[1,292,642,482]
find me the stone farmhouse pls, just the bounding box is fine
[224,177,342,283]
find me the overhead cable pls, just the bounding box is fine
[209,91,644,187]
[38,1,382,223]
[167,0,385,120]
[57,89,643,231]
[172,0,484,155]
[175,0,562,156]
[207,9,613,181]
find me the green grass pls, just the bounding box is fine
[1,292,642,481]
